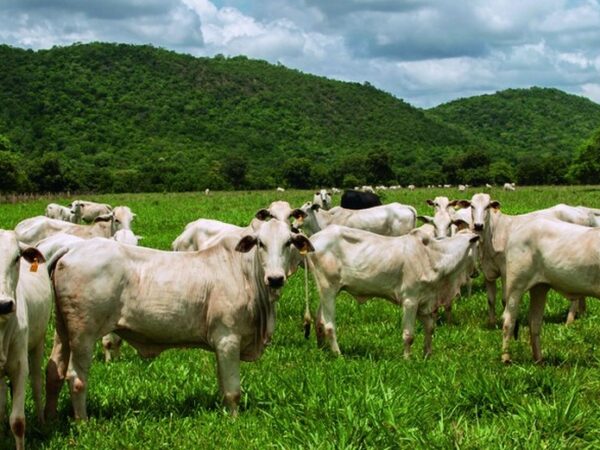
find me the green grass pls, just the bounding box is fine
[2,186,600,449]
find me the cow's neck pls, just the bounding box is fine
[480,209,510,276]
[314,210,334,231]
[248,251,277,353]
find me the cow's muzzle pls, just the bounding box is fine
[473,223,484,232]
[267,276,285,289]
[0,300,16,315]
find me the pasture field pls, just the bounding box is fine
[2,186,600,449]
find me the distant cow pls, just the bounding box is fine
[312,189,332,210]
[44,218,314,421]
[70,200,113,223]
[0,231,52,450]
[340,189,381,210]
[503,182,516,191]
[45,203,76,223]
[306,226,479,357]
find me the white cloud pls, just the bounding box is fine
[1,0,600,107]
[581,83,600,103]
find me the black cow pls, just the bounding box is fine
[340,189,382,209]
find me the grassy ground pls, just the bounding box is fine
[1,186,600,449]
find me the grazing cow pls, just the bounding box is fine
[408,184,416,191]
[312,189,332,210]
[500,219,600,363]
[205,188,210,195]
[70,200,112,223]
[44,219,314,420]
[297,202,417,237]
[457,193,600,326]
[331,187,341,195]
[485,183,493,188]
[340,189,382,210]
[45,203,76,223]
[0,231,52,450]
[503,182,516,191]
[458,184,466,192]
[306,226,479,357]
[276,187,285,192]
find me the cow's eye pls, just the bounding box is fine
[258,240,265,249]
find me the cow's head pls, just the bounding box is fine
[423,196,469,238]
[456,193,499,232]
[0,231,45,318]
[255,201,307,227]
[112,206,135,232]
[235,219,314,290]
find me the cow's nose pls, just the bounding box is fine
[0,300,15,315]
[267,276,285,288]
[473,223,484,231]
[291,226,300,233]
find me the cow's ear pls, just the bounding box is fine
[290,209,307,220]
[255,209,272,221]
[311,204,320,211]
[490,200,501,210]
[426,199,434,206]
[455,200,471,209]
[18,244,46,264]
[235,235,258,253]
[417,215,434,224]
[94,213,113,223]
[448,200,458,207]
[452,219,470,231]
[315,191,320,195]
[291,234,315,253]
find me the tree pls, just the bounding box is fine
[282,157,312,189]
[568,128,600,184]
[0,151,26,192]
[366,150,395,185]
[221,154,248,189]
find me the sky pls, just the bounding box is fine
[1,0,600,108]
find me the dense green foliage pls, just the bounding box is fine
[2,187,600,448]
[1,43,600,192]
[430,88,600,185]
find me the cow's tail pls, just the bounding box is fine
[303,255,312,339]
[46,247,70,278]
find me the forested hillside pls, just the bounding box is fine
[0,43,599,192]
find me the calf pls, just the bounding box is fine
[0,231,52,450]
[312,189,332,210]
[44,219,313,420]
[307,226,479,357]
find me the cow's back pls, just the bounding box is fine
[341,190,381,209]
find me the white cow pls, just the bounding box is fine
[255,201,307,226]
[312,189,332,210]
[15,206,134,246]
[44,219,314,421]
[408,184,416,191]
[276,187,285,192]
[503,182,516,191]
[458,193,600,326]
[0,231,52,450]
[458,184,466,192]
[172,219,254,252]
[70,200,113,223]
[501,219,600,363]
[45,203,76,223]
[306,226,479,357]
[296,202,417,237]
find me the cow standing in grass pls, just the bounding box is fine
[0,231,52,450]
[306,226,479,357]
[44,218,314,420]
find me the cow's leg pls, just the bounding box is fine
[45,331,70,421]
[485,278,497,327]
[215,333,241,416]
[29,341,45,423]
[102,333,122,362]
[401,299,418,359]
[8,355,27,450]
[529,284,549,363]
[67,336,95,420]
[466,278,472,298]
[316,289,340,355]
[566,297,587,325]
[579,297,587,316]
[419,311,435,358]
[501,289,524,364]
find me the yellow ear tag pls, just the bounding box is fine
[299,249,308,256]
[30,258,39,273]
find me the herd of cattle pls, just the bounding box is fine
[1,188,599,448]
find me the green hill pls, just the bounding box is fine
[0,42,475,192]
[428,87,600,162]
